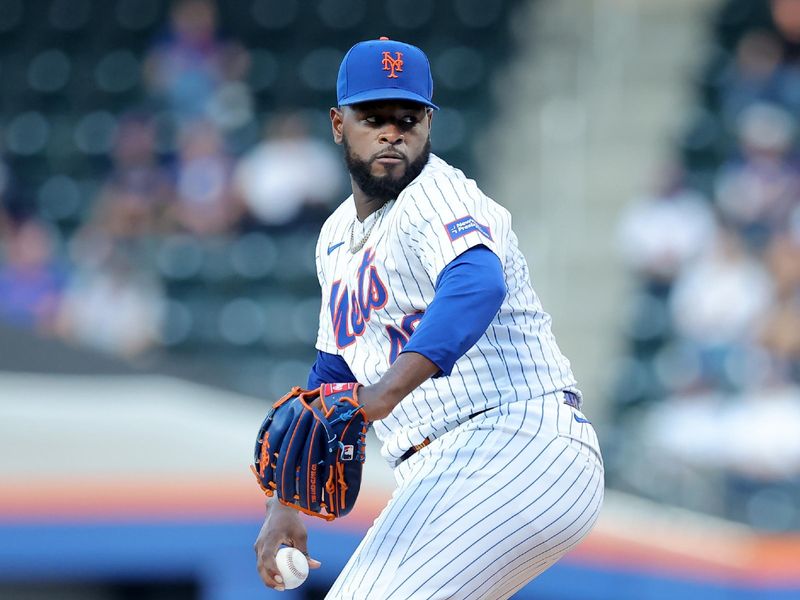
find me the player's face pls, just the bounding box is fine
[331,101,432,201]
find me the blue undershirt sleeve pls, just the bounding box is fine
[307,350,358,388]
[401,245,506,377]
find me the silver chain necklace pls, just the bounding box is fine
[349,203,387,254]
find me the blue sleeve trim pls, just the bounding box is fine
[402,245,506,377]
[307,351,357,388]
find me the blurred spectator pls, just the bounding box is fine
[669,227,773,384]
[234,113,343,227]
[714,102,800,248]
[760,233,800,376]
[643,383,800,482]
[144,0,251,129]
[87,113,173,240]
[56,242,164,358]
[764,231,800,299]
[0,219,65,333]
[718,30,800,123]
[617,163,715,287]
[614,0,800,528]
[772,0,800,44]
[168,119,243,235]
[760,298,800,371]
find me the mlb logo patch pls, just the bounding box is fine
[341,445,355,461]
[445,216,493,243]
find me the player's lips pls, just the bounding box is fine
[374,151,406,166]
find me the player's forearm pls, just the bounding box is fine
[360,352,439,421]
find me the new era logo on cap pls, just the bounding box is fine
[337,37,438,109]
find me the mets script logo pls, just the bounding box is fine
[381,51,403,78]
[330,248,388,349]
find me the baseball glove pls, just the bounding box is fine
[251,383,369,521]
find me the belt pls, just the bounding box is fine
[397,408,490,465]
[396,391,582,465]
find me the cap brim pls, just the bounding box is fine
[339,88,438,110]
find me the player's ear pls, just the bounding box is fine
[331,107,344,145]
[425,108,433,131]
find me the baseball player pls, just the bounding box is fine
[254,38,604,599]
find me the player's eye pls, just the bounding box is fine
[364,116,380,125]
[398,117,419,131]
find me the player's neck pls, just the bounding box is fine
[352,187,390,222]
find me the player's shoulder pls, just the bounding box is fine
[403,154,472,193]
[398,154,505,218]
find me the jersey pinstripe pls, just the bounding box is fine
[325,391,604,600]
[315,154,580,465]
[314,154,603,598]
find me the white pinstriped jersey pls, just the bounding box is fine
[315,154,580,464]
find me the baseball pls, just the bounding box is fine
[275,547,309,590]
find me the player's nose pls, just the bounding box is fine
[378,125,404,145]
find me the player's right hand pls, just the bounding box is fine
[254,497,322,590]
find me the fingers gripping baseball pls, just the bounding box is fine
[254,500,321,590]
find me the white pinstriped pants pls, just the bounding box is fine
[326,392,604,600]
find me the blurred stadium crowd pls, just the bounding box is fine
[0,0,517,398]
[5,0,799,534]
[612,0,800,529]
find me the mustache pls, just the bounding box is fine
[370,149,408,163]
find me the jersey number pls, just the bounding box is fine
[386,313,424,364]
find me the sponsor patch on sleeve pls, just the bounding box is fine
[444,215,493,243]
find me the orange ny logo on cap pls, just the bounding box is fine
[381,51,403,78]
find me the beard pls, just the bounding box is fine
[343,136,431,202]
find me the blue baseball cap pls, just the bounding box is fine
[337,37,438,110]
